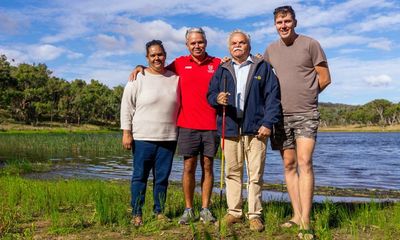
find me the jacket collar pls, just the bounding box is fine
[221,54,263,70]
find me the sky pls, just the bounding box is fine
[1,0,399,105]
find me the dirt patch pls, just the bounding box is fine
[7,218,397,240]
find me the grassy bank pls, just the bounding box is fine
[319,124,400,132]
[0,132,124,163]
[1,176,399,239]
[2,122,400,133]
[0,122,118,133]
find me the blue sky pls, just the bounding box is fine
[1,0,399,105]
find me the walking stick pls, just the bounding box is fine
[219,76,227,232]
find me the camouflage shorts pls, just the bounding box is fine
[270,112,320,150]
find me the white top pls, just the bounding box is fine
[120,70,180,141]
[233,56,253,117]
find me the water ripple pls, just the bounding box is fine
[23,132,400,191]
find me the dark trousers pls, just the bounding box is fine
[131,140,177,216]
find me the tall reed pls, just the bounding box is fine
[0,132,124,162]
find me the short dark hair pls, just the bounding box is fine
[273,5,296,21]
[145,40,166,56]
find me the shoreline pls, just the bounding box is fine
[21,171,400,199]
[1,122,400,133]
[319,124,400,132]
[260,182,400,199]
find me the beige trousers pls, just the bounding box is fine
[224,135,266,220]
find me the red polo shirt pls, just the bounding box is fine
[168,54,221,130]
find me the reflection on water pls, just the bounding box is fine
[1,131,399,195]
[32,132,400,191]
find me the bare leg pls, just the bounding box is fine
[295,138,316,230]
[182,156,197,208]
[200,155,214,208]
[281,148,301,225]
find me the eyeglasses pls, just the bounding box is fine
[273,5,294,15]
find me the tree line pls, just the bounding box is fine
[0,55,123,126]
[1,54,399,127]
[319,100,400,127]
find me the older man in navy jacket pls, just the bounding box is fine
[207,30,281,232]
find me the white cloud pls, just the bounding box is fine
[3,0,400,105]
[313,34,394,51]
[317,35,367,49]
[112,18,185,53]
[40,14,91,43]
[54,0,298,20]
[367,39,393,51]
[0,47,29,65]
[338,48,363,54]
[54,57,132,86]
[66,51,84,59]
[0,44,83,63]
[0,10,29,35]
[322,57,400,104]
[249,26,276,43]
[356,13,400,32]
[364,74,392,87]
[298,0,395,28]
[94,34,127,50]
[110,18,227,55]
[28,44,65,61]
[84,69,131,87]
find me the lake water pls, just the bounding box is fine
[27,132,400,191]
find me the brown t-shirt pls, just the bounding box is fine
[263,35,327,115]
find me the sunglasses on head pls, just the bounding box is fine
[273,5,294,15]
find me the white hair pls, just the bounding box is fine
[227,29,251,48]
[185,27,207,42]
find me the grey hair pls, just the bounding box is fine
[185,27,207,42]
[227,29,251,48]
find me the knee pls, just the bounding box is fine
[202,160,213,173]
[154,171,170,184]
[283,160,297,173]
[226,166,242,178]
[132,168,147,182]
[184,161,196,175]
[297,157,313,174]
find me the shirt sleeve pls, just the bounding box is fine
[120,80,138,130]
[262,62,282,129]
[309,39,327,66]
[263,47,271,63]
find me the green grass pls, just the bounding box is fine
[0,132,125,162]
[0,176,399,239]
[0,132,399,239]
[0,158,52,176]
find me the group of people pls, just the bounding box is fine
[120,5,331,239]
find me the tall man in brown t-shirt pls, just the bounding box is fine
[263,5,331,237]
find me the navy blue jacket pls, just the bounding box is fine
[207,55,281,137]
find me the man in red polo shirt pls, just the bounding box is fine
[129,28,221,224]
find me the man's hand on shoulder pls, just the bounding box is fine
[128,65,146,81]
[221,56,231,64]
